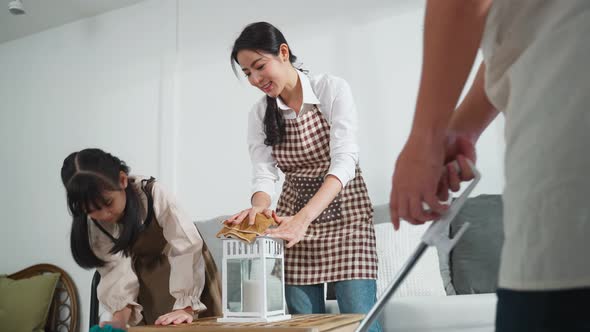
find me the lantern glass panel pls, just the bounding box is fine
[226,259,244,312]
[266,257,283,311]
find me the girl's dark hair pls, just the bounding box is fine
[231,21,298,146]
[60,148,142,269]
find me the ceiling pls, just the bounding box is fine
[0,0,147,44]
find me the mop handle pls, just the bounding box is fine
[355,160,480,332]
[421,160,481,253]
[354,243,428,332]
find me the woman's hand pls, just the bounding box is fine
[226,206,273,226]
[265,211,310,248]
[154,307,194,326]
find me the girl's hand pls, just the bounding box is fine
[154,307,194,326]
[99,319,127,330]
[226,206,273,226]
[100,305,131,330]
[265,211,310,248]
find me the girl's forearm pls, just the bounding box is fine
[112,305,132,324]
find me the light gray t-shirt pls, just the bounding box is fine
[481,0,590,290]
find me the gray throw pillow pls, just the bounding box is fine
[372,204,390,225]
[449,194,504,294]
[195,216,229,274]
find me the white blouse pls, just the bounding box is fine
[89,177,206,325]
[248,70,360,199]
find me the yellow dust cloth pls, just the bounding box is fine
[216,213,278,243]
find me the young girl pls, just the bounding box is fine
[228,22,381,332]
[61,148,220,328]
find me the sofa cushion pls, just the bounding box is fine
[373,204,446,297]
[444,194,504,294]
[380,293,497,331]
[0,272,60,332]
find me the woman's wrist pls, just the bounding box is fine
[251,191,271,209]
[296,209,316,225]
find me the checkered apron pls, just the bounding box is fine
[272,106,378,285]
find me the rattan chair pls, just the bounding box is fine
[9,263,79,332]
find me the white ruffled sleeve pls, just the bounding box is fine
[90,220,143,325]
[150,182,208,313]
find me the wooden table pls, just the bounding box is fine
[130,314,364,332]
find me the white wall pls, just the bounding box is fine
[175,0,505,218]
[0,1,175,330]
[0,0,504,330]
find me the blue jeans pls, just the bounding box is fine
[285,279,382,332]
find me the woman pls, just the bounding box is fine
[228,22,381,332]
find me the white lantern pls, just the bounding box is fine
[217,236,291,323]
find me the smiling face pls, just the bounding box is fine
[236,45,292,98]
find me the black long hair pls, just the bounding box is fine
[60,148,143,269]
[231,22,298,146]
